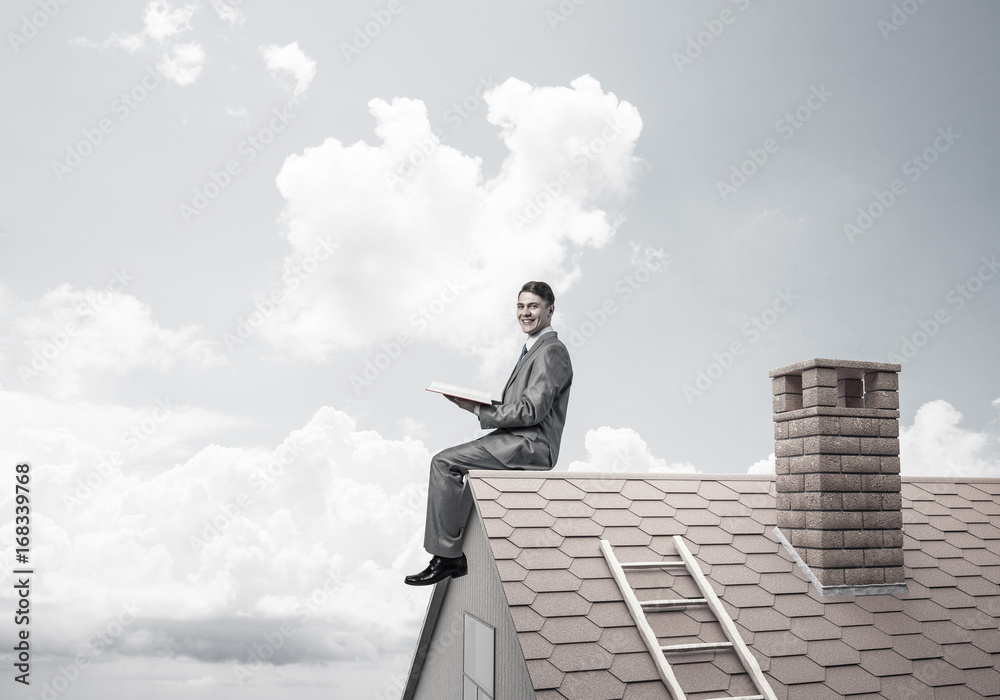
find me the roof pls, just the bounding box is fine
[466,472,1000,700]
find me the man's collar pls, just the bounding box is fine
[525,325,555,351]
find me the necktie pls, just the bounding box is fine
[515,344,527,368]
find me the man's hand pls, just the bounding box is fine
[445,395,479,413]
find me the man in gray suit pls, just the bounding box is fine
[405,281,573,586]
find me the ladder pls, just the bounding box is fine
[599,536,777,700]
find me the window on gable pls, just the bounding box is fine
[463,613,494,700]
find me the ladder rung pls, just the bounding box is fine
[620,560,686,569]
[640,598,707,610]
[702,696,764,700]
[661,641,733,653]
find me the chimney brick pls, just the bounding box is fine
[770,358,904,593]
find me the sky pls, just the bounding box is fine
[1,1,999,698]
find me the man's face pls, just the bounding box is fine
[516,291,554,336]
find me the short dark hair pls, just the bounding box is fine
[520,281,555,306]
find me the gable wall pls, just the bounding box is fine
[413,506,535,700]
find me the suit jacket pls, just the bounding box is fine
[477,331,573,469]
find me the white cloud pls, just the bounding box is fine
[0,390,243,469]
[261,41,317,96]
[900,399,1000,478]
[226,105,250,125]
[143,0,197,42]
[210,0,246,26]
[568,426,697,473]
[748,452,776,474]
[3,283,225,400]
[74,1,204,86]
[76,0,196,51]
[157,42,206,86]
[261,75,643,373]
[0,405,433,671]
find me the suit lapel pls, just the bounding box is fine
[502,331,557,399]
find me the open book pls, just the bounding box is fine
[426,381,493,405]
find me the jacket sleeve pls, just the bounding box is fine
[478,343,572,430]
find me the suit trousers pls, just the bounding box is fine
[424,439,529,558]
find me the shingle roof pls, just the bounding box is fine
[468,472,1000,700]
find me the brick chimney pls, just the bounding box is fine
[770,358,907,595]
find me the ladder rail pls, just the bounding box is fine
[661,641,733,652]
[620,560,686,569]
[671,535,779,700]
[599,539,688,700]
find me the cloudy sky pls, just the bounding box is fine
[2,1,999,697]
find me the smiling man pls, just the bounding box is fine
[405,281,574,586]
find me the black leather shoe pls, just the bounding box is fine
[404,554,468,586]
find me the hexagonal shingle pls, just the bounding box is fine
[709,564,761,586]
[707,499,754,517]
[503,580,537,605]
[495,558,529,582]
[817,602,872,627]
[751,629,807,657]
[738,607,791,633]
[537,479,587,500]
[685,526,734,545]
[546,500,596,518]
[919,620,974,645]
[569,556,611,580]
[670,660,731,694]
[482,518,514,538]
[503,509,557,528]
[558,669,626,700]
[518,631,554,660]
[628,500,676,518]
[620,480,666,500]
[638,518,686,536]
[539,615,603,644]
[594,627,645,659]
[509,528,565,549]
[964,667,1000,696]
[693,543,746,565]
[592,509,642,527]
[525,659,564,690]
[858,647,912,676]
[722,584,774,609]
[823,665,880,695]
[621,681,672,700]
[772,593,825,618]
[548,642,613,673]
[806,638,860,666]
[523,568,582,593]
[745,552,792,573]
[602,527,653,546]
[790,614,842,641]
[578,578,624,603]
[587,601,634,628]
[559,537,603,558]
[510,605,545,631]
[674,508,722,526]
[583,492,632,509]
[912,657,967,687]
[890,633,942,660]
[769,654,825,684]
[608,651,660,683]
[516,547,572,570]
[871,611,925,637]
[758,571,811,595]
[530,591,592,618]
[941,642,994,670]
[497,491,549,509]
[552,517,604,537]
